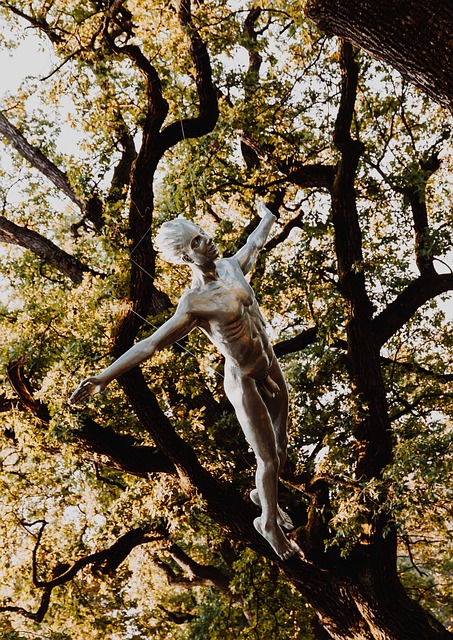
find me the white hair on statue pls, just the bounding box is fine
[154,217,203,264]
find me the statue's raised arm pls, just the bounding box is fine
[234,200,277,275]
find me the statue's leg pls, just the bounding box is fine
[263,359,289,473]
[224,368,296,560]
[252,360,294,530]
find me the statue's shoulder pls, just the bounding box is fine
[179,280,224,316]
[171,289,191,316]
[217,256,240,274]
[178,287,207,313]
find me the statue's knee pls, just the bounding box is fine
[258,455,279,476]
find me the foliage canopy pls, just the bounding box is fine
[0,1,452,638]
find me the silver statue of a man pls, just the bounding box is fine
[70,201,298,560]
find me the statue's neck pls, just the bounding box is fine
[191,264,219,287]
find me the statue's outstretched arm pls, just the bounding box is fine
[69,306,197,405]
[235,201,277,275]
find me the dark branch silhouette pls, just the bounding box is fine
[0,215,100,284]
[0,521,162,622]
[0,111,83,209]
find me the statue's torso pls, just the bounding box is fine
[185,258,274,376]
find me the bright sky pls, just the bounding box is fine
[0,29,54,96]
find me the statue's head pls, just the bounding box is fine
[154,218,206,264]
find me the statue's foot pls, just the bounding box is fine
[250,489,294,531]
[253,517,302,561]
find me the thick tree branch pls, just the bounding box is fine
[75,415,176,476]
[284,162,335,191]
[274,270,453,357]
[0,590,52,623]
[0,215,99,283]
[104,10,169,140]
[306,0,453,111]
[7,357,51,423]
[102,1,172,352]
[265,209,305,251]
[238,7,264,170]
[102,6,167,338]
[367,147,445,277]
[274,326,319,358]
[168,543,230,592]
[107,129,137,204]
[158,0,219,152]
[332,41,392,480]
[106,0,219,360]
[0,111,83,210]
[239,131,335,191]
[373,272,453,347]
[404,153,441,275]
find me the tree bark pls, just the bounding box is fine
[331,41,393,480]
[305,0,453,112]
[0,215,98,284]
[105,0,219,355]
[373,272,453,346]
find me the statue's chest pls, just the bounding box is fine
[196,273,254,320]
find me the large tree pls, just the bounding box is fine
[0,1,452,639]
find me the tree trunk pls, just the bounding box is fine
[279,41,453,640]
[305,0,453,112]
[283,536,453,640]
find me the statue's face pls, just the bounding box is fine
[181,227,219,267]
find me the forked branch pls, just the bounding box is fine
[0,521,162,623]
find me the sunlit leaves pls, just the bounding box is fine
[0,0,452,636]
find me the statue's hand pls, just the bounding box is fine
[256,199,276,220]
[69,376,106,405]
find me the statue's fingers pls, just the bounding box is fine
[69,393,81,405]
[69,386,87,405]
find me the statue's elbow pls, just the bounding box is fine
[139,338,157,360]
